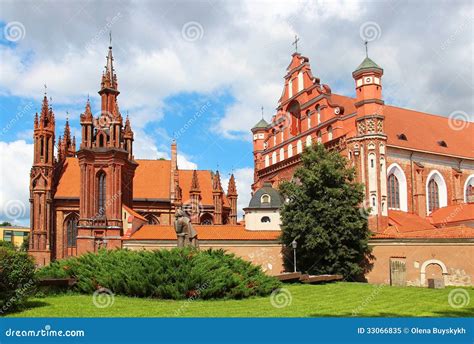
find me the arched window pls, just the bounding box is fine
[306,110,311,128]
[200,213,214,225]
[297,140,303,154]
[288,79,293,98]
[297,72,304,92]
[66,215,78,248]
[317,130,322,143]
[306,135,312,147]
[288,144,293,158]
[387,163,408,211]
[264,155,270,167]
[426,170,448,214]
[261,194,271,204]
[261,216,271,223]
[272,151,277,164]
[464,175,474,203]
[279,148,285,161]
[316,105,321,124]
[97,171,106,217]
[143,213,160,225]
[387,174,400,209]
[327,126,333,141]
[287,100,301,136]
[428,179,439,212]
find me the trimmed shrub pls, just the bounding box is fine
[0,245,37,314]
[37,248,281,299]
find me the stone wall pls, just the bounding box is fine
[367,240,473,287]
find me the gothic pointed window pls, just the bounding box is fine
[66,215,78,248]
[327,126,333,141]
[97,172,106,217]
[428,179,439,212]
[387,174,400,209]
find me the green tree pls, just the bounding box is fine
[0,222,12,227]
[279,144,372,280]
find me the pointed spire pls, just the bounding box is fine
[190,170,200,192]
[227,174,237,196]
[34,112,39,129]
[101,36,117,90]
[63,118,71,146]
[212,170,223,192]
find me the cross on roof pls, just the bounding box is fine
[365,40,368,57]
[261,106,264,119]
[44,84,47,95]
[292,35,300,53]
[109,31,112,47]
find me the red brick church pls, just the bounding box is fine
[249,48,474,286]
[28,42,474,287]
[28,44,239,266]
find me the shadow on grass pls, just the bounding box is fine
[310,309,474,318]
[3,300,50,316]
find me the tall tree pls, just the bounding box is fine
[279,144,372,280]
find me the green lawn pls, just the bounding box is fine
[7,283,474,317]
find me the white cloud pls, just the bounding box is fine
[0,140,32,225]
[222,167,254,220]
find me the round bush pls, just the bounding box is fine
[37,248,281,299]
[0,245,37,314]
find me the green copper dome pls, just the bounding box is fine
[252,118,269,130]
[354,57,382,72]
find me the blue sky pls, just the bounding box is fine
[0,0,472,225]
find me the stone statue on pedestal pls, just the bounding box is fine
[174,209,199,248]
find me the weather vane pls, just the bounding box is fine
[292,35,300,53]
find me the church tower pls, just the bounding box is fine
[29,94,56,266]
[76,43,138,254]
[212,171,223,225]
[348,50,388,231]
[227,174,238,225]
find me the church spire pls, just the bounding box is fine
[190,169,200,192]
[101,35,118,91]
[227,174,237,196]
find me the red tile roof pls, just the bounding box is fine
[122,204,147,222]
[373,225,474,239]
[373,210,474,239]
[429,203,474,226]
[55,159,230,206]
[127,224,281,241]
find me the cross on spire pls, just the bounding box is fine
[364,40,368,57]
[109,31,112,48]
[261,106,264,119]
[292,35,300,53]
[43,84,47,95]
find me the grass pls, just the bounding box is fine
[6,283,474,317]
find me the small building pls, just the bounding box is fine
[0,226,30,248]
[244,182,283,231]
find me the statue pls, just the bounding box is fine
[174,209,199,248]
